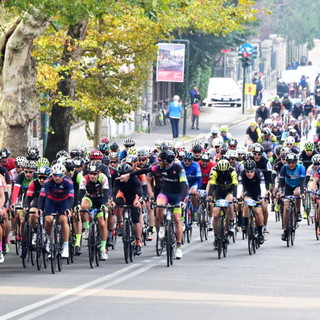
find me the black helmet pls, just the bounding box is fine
[117,162,132,174]
[109,142,119,152]
[220,144,229,155]
[70,149,82,158]
[87,161,102,172]
[228,139,238,147]
[123,138,135,148]
[64,158,75,171]
[56,150,69,159]
[252,143,264,153]
[102,155,110,165]
[159,142,169,151]
[192,144,202,153]
[274,144,283,156]
[244,159,256,171]
[286,153,298,162]
[27,146,40,160]
[158,150,175,163]
[1,148,11,158]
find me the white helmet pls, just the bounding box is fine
[271,113,279,118]
[51,163,66,174]
[212,138,223,147]
[210,124,219,134]
[226,150,238,158]
[285,136,295,144]
[264,119,272,125]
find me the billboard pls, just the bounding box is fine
[156,43,185,83]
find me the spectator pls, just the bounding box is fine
[191,98,201,130]
[168,95,183,139]
[189,86,201,104]
[253,76,263,106]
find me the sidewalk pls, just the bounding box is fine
[112,105,254,148]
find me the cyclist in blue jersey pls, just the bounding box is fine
[119,138,135,160]
[38,163,74,258]
[279,153,306,241]
[181,152,202,219]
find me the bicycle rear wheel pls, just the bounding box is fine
[247,222,253,255]
[156,232,163,256]
[68,219,75,264]
[22,223,31,268]
[123,219,130,264]
[57,227,63,272]
[36,224,44,270]
[166,222,173,267]
[50,239,57,274]
[95,224,100,267]
[217,214,224,259]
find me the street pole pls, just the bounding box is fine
[242,66,246,114]
[183,40,190,136]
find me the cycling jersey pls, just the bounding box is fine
[291,105,304,119]
[25,179,42,208]
[281,99,292,112]
[11,172,36,204]
[279,163,306,188]
[241,169,262,200]
[270,101,282,114]
[198,161,215,188]
[304,103,315,116]
[39,176,74,201]
[208,168,238,195]
[254,156,272,189]
[181,161,202,188]
[299,150,317,170]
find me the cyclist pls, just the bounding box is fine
[241,159,265,245]
[204,124,221,149]
[0,177,6,263]
[113,162,143,256]
[219,125,232,143]
[207,138,223,159]
[245,122,261,146]
[38,163,74,258]
[119,138,135,160]
[10,156,27,181]
[206,159,238,249]
[258,128,277,158]
[181,152,202,220]
[0,148,15,171]
[299,141,317,171]
[255,102,270,124]
[228,139,238,150]
[191,141,204,162]
[281,93,293,124]
[270,96,284,116]
[279,153,306,240]
[76,161,109,260]
[284,136,300,154]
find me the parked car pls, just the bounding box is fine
[203,77,242,107]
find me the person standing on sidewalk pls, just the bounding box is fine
[191,98,201,130]
[168,95,183,139]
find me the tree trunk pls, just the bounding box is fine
[44,20,88,162]
[0,13,48,156]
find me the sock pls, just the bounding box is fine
[243,217,249,227]
[177,242,182,248]
[100,240,106,252]
[0,241,2,251]
[209,217,213,224]
[63,242,69,248]
[83,221,89,229]
[258,225,263,235]
[75,234,81,246]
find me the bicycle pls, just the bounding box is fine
[282,195,300,247]
[182,196,193,244]
[244,199,261,255]
[305,190,314,226]
[214,199,232,259]
[47,212,64,274]
[155,204,179,267]
[310,191,320,240]
[198,196,209,242]
[68,210,78,264]
[117,205,135,264]
[35,212,47,271]
[21,210,35,268]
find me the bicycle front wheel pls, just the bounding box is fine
[22,223,31,268]
[56,227,63,272]
[123,219,131,264]
[166,222,174,267]
[88,223,96,268]
[36,224,44,271]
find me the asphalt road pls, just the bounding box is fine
[1,115,320,320]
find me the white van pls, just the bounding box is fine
[203,77,242,107]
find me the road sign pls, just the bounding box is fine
[245,83,256,95]
[240,43,253,54]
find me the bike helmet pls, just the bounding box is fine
[109,142,119,152]
[56,150,69,159]
[284,136,295,145]
[262,128,272,135]
[102,155,110,165]
[192,143,202,153]
[117,162,132,174]
[158,150,175,163]
[228,139,238,147]
[125,154,139,165]
[87,161,102,172]
[89,150,103,160]
[212,138,223,147]
[273,96,279,101]
[288,128,297,136]
[252,143,264,154]
[77,142,88,152]
[73,156,85,167]
[159,142,169,151]
[70,149,82,158]
[109,152,119,159]
[64,158,75,171]
[36,157,50,167]
[220,144,229,155]
[312,154,320,164]
[304,141,314,151]
[37,166,51,176]
[51,163,66,174]
[183,152,194,161]
[226,150,238,159]
[97,142,109,153]
[15,156,28,168]
[217,159,230,171]
[128,147,137,155]
[271,113,279,119]
[25,160,37,170]
[249,122,257,127]
[100,137,109,144]
[220,125,229,132]
[200,152,211,161]
[137,149,149,158]
[274,145,283,156]
[295,100,302,105]
[264,119,272,126]
[154,139,164,148]
[286,153,298,162]
[244,159,256,171]
[27,146,40,160]
[210,124,219,134]
[283,93,289,99]
[1,148,10,158]
[123,138,135,148]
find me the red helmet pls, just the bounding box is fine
[89,150,103,160]
[100,136,109,144]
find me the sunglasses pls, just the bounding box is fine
[214,146,220,148]
[38,175,47,180]
[89,172,99,176]
[253,153,262,156]
[110,161,118,164]
[305,149,314,152]
[245,170,255,173]
[25,170,35,174]
[287,160,297,164]
[66,169,75,172]
[184,159,192,162]
[138,158,147,161]
[53,173,63,177]
[230,158,237,161]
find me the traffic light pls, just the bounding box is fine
[252,46,258,59]
[242,52,251,68]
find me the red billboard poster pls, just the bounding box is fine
[156,43,185,83]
